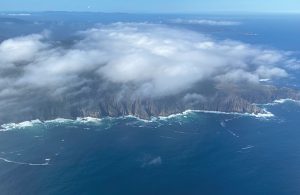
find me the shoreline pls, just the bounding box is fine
[0,108,275,131]
[3,98,300,131]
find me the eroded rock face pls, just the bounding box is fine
[1,84,299,125]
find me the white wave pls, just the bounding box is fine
[148,156,162,166]
[242,145,255,150]
[226,129,240,138]
[46,118,73,123]
[0,117,103,131]
[157,110,197,120]
[0,108,274,131]
[160,136,176,140]
[274,99,300,104]
[224,115,242,122]
[173,130,186,134]
[1,120,42,131]
[0,157,50,166]
[220,121,226,127]
[142,156,162,167]
[174,109,274,118]
[76,117,102,124]
[249,109,274,118]
[124,115,154,123]
[51,117,102,125]
[260,99,300,106]
[167,112,189,118]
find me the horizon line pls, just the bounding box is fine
[1,10,300,15]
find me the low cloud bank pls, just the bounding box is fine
[170,19,241,26]
[0,23,298,116]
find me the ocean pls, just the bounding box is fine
[0,12,300,194]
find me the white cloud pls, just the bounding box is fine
[256,66,288,79]
[285,58,300,70]
[6,13,31,16]
[0,34,47,67]
[216,69,260,84]
[183,93,207,104]
[170,19,241,26]
[0,23,295,105]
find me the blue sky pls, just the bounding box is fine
[1,0,300,13]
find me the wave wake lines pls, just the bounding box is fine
[0,157,51,166]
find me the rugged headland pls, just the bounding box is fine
[1,84,299,125]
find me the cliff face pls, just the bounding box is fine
[1,84,299,125]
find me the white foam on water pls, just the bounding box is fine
[0,117,104,131]
[0,157,50,166]
[0,108,274,131]
[160,109,274,119]
[242,145,255,150]
[0,120,42,131]
[249,109,274,118]
[142,156,162,167]
[76,117,102,124]
[160,136,176,140]
[124,115,153,123]
[258,99,300,106]
[226,129,240,138]
[173,130,186,134]
[273,99,300,104]
[220,121,226,127]
[46,118,73,123]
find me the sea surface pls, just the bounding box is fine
[1,12,300,194]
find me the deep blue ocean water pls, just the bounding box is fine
[1,102,300,194]
[1,13,300,194]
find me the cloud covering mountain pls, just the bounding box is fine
[0,23,299,122]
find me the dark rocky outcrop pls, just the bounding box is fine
[1,83,299,125]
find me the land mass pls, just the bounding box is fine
[1,84,299,125]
